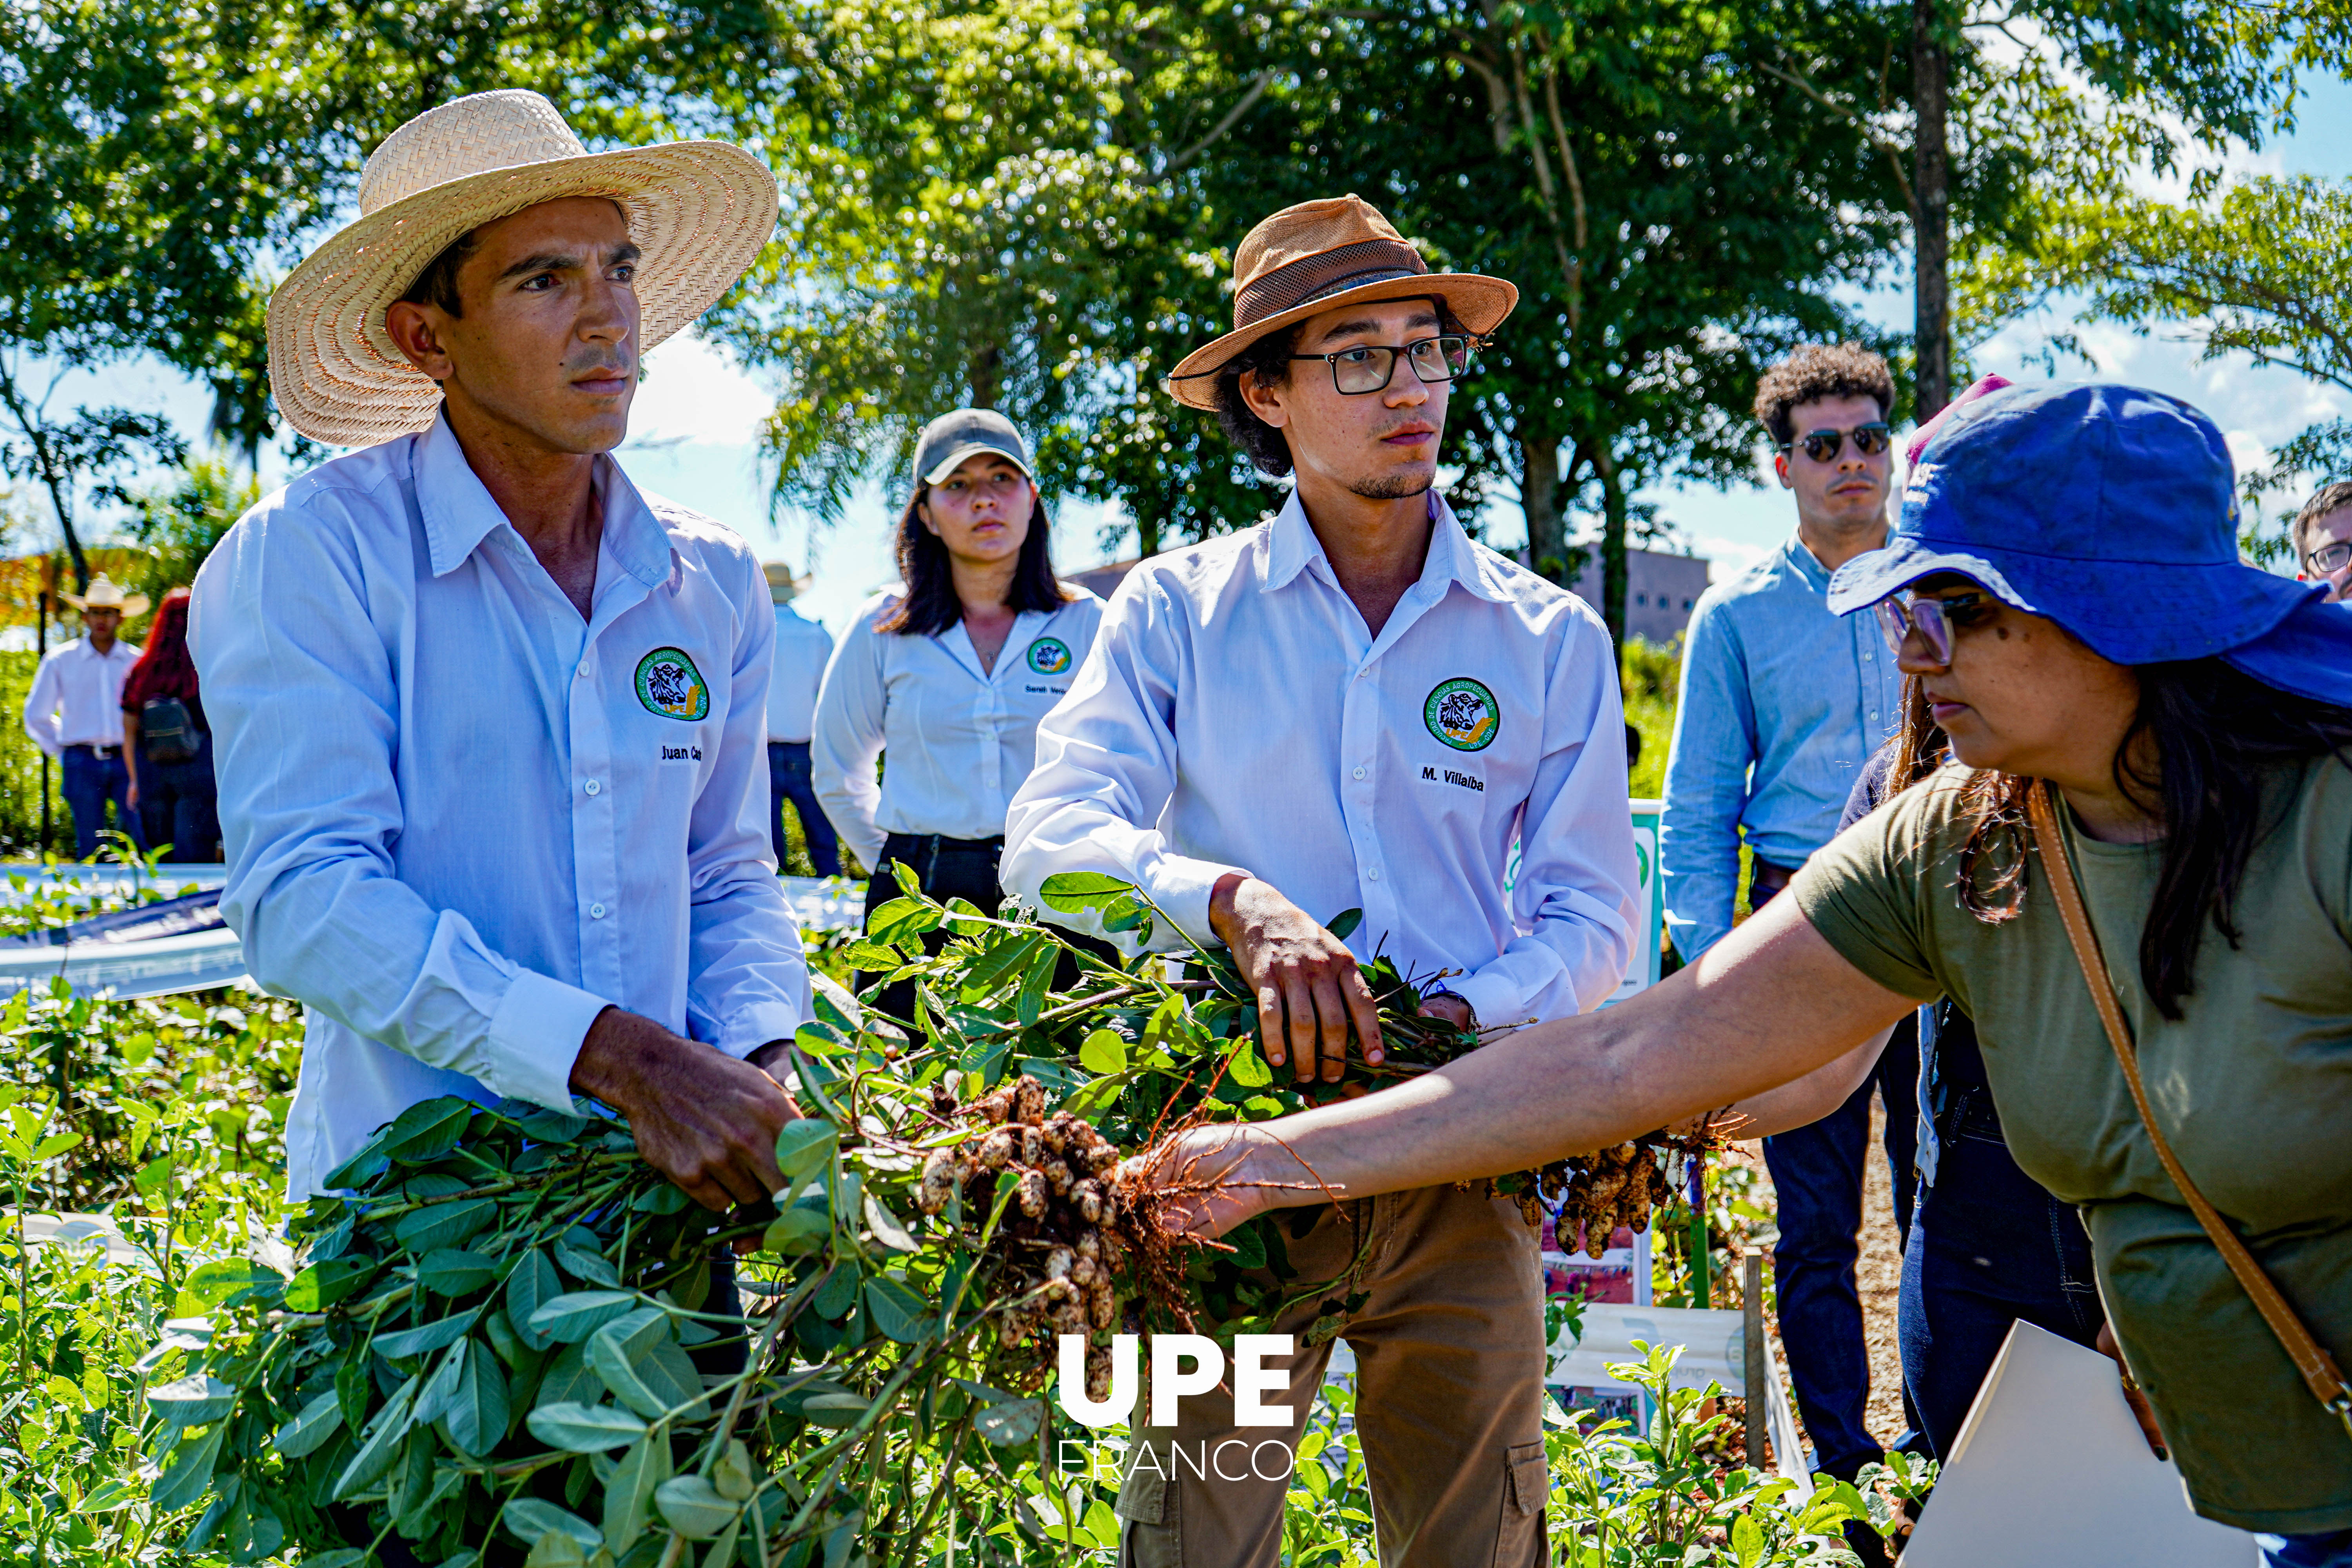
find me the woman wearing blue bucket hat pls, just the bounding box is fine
[1135,381,2352,1557]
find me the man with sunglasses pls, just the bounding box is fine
[2294,481,2352,601]
[1005,195,1641,1568]
[1659,341,1919,1559]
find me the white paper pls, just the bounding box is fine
[1899,1321,2260,1567]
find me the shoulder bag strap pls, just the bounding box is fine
[2026,779,2352,1439]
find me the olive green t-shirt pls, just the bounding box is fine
[1795,760,2352,1534]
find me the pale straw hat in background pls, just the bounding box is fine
[59,575,151,619]
[267,90,779,447]
[1163,194,1516,411]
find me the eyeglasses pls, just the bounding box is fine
[1290,335,1474,396]
[2307,539,2352,576]
[1782,422,1893,464]
[1874,590,1995,664]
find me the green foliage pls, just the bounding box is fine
[121,460,260,604]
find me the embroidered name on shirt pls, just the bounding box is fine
[1422,765,1485,791]
[660,743,703,764]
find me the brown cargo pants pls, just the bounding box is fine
[1114,1181,1550,1568]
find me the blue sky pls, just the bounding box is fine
[13,71,2352,638]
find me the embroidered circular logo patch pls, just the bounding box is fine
[1424,677,1499,751]
[634,647,709,721]
[1026,637,1073,675]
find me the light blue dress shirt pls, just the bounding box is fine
[191,415,809,1197]
[1660,531,1904,960]
[1003,490,1639,1027]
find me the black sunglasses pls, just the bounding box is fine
[1781,422,1893,463]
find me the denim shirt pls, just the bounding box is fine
[1660,531,1904,960]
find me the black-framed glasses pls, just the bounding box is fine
[1291,335,1475,396]
[1782,421,1893,463]
[1873,589,1994,664]
[2307,539,2352,576]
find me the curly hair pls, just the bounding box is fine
[1753,343,1894,449]
[1212,297,1470,480]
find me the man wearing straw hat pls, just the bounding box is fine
[24,573,150,858]
[190,91,811,1210]
[1005,196,1641,1567]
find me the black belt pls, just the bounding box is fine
[64,743,121,760]
[883,832,1003,863]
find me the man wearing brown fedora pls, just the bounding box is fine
[1005,196,1641,1566]
[189,91,811,1215]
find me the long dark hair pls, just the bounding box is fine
[122,587,198,708]
[1891,658,2352,1018]
[873,485,1072,638]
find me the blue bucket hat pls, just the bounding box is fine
[1826,380,2352,704]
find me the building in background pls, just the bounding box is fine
[1063,544,1709,647]
[1569,546,1711,645]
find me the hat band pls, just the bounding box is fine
[1232,238,1429,330]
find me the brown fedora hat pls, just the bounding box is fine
[1163,194,1516,411]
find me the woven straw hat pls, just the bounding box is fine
[268,91,779,446]
[60,575,150,618]
[1164,195,1516,411]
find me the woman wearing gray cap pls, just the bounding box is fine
[811,409,1104,1019]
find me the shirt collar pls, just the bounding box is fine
[1259,489,1509,604]
[1780,531,1832,592]
[414,412,673,588]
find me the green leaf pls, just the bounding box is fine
[373,1308,480,1361]
[811,1265,861,1321]
[712,1439,756,1502]
[1732,1511,1764,1568]
[506,1497,604,1550]
[1078,1029,1129,1074]
[1223,1036,1273,1089]
[867,895,940,944]
[392,1198,497,1252]
[760,1207,829,1255]
[31,1130,82,1160]
[554,1242,621,1289]
[534,1342,602,1409]
[330,1379,418,1501]
[963,931,1047,993]
[528,1291,637,1344]
[417,1247,499,1297]
[654,1474,740,1539]
[380,1097,474,1163]
[862,1191,918,1252]
[285,1256,373,1312]
[1015,943,1056,1025]
[274,1388,346,1459]
[525,1401,648,1453]
[1325,908,1363,942]
[773,1118,839,1184]
[864,1277,931,1344]
[1038,871,1136,911]
[974,1397,1045,1447]
[524,1534,586,1568]
[589,1310,674,1419]
[506,1250,563,1352]
[439,1339,510,1457]
[75,1479,138,1514]
[147,1374,238,1426]
[150,1420,227,1512]
[800,1392,871,1428]
[172,1258,283,1315]
[603,1430,673,1554]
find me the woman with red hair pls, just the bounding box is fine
[120,587,220,861]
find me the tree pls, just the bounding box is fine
[2052,173,2352,556]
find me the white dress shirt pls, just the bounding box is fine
[191,414,809,1198]
[23,635,142,755]
[1002,491,1640,1026]
[812,588,1104,869]
[767,603,833,744]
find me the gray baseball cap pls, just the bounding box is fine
[913,407,1034,489]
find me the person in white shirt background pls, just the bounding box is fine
[189,90,808,1221]
[1002,195,1640,1568]
[810,407,1104,1022]
[763,559,840,877]
[23,573,149,859]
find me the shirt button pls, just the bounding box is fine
[577,662,592,679]
[1353,766,1367,780]
[1367,867,1381,881]
[584,779,602,797]
[1356,668,1369,679]
[589,903,607,919]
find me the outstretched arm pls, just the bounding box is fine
[1145,891,1918,1236]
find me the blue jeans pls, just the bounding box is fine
[134,730,220,862]
[2263,1530,2352,1567]
[1761,1019,1920,1479]
[59,746,143,859]
[1898,1083,2105,1459]
[767,741,840,877]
